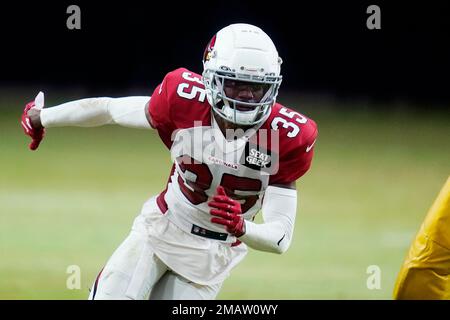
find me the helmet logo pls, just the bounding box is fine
[203,34,217,62]
[240,66,261,73]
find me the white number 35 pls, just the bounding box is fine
[176,72,206,102]
[271,107,307,138]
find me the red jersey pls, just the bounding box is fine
[148,68,317,243]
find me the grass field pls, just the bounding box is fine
[1,93,449,299]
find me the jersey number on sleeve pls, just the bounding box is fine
[271,107,307,138]
[176,72,206,102]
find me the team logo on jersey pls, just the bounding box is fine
[242,143,278,175]
[207,155,238,170]
[246,148,271,168]
[237,131,280,175]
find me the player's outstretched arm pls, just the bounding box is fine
[208,184,297,254]
[39,95,152,129]
[21,92,152,150]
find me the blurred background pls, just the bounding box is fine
[0,1,449,299]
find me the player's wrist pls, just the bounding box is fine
[28,108,43,129]
[235,219,246,237]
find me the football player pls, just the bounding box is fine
[21,23,318,299]
[393,176,450,299]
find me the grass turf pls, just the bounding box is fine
[1,97,449,299]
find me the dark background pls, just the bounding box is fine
[1,1,449,107]
[1,1,449,301]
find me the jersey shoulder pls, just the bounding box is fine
[148,68,211,147]
[262,102,318,185]
[265,102,318,152]
[149,67,211,129]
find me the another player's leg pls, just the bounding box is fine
[89,229,169,300]
[393,176,450,299]
[149,271,223,300]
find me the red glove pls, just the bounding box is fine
[208,186,246,237]
[21,92,45,150]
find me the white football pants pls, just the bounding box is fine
[88,229,222,300]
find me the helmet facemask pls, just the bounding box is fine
[203,69,282,126]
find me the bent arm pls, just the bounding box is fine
[239,185,297,254]
[39,96,152,129]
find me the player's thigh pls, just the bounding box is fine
[149,271,222,300]
[89,230,168,300]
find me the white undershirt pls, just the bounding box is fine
[40,96,151,129]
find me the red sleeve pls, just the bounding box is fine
[148,71,177,149]
[147,68,211,149]
[269,118,318,185]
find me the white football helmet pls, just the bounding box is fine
[202,23,283,126]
